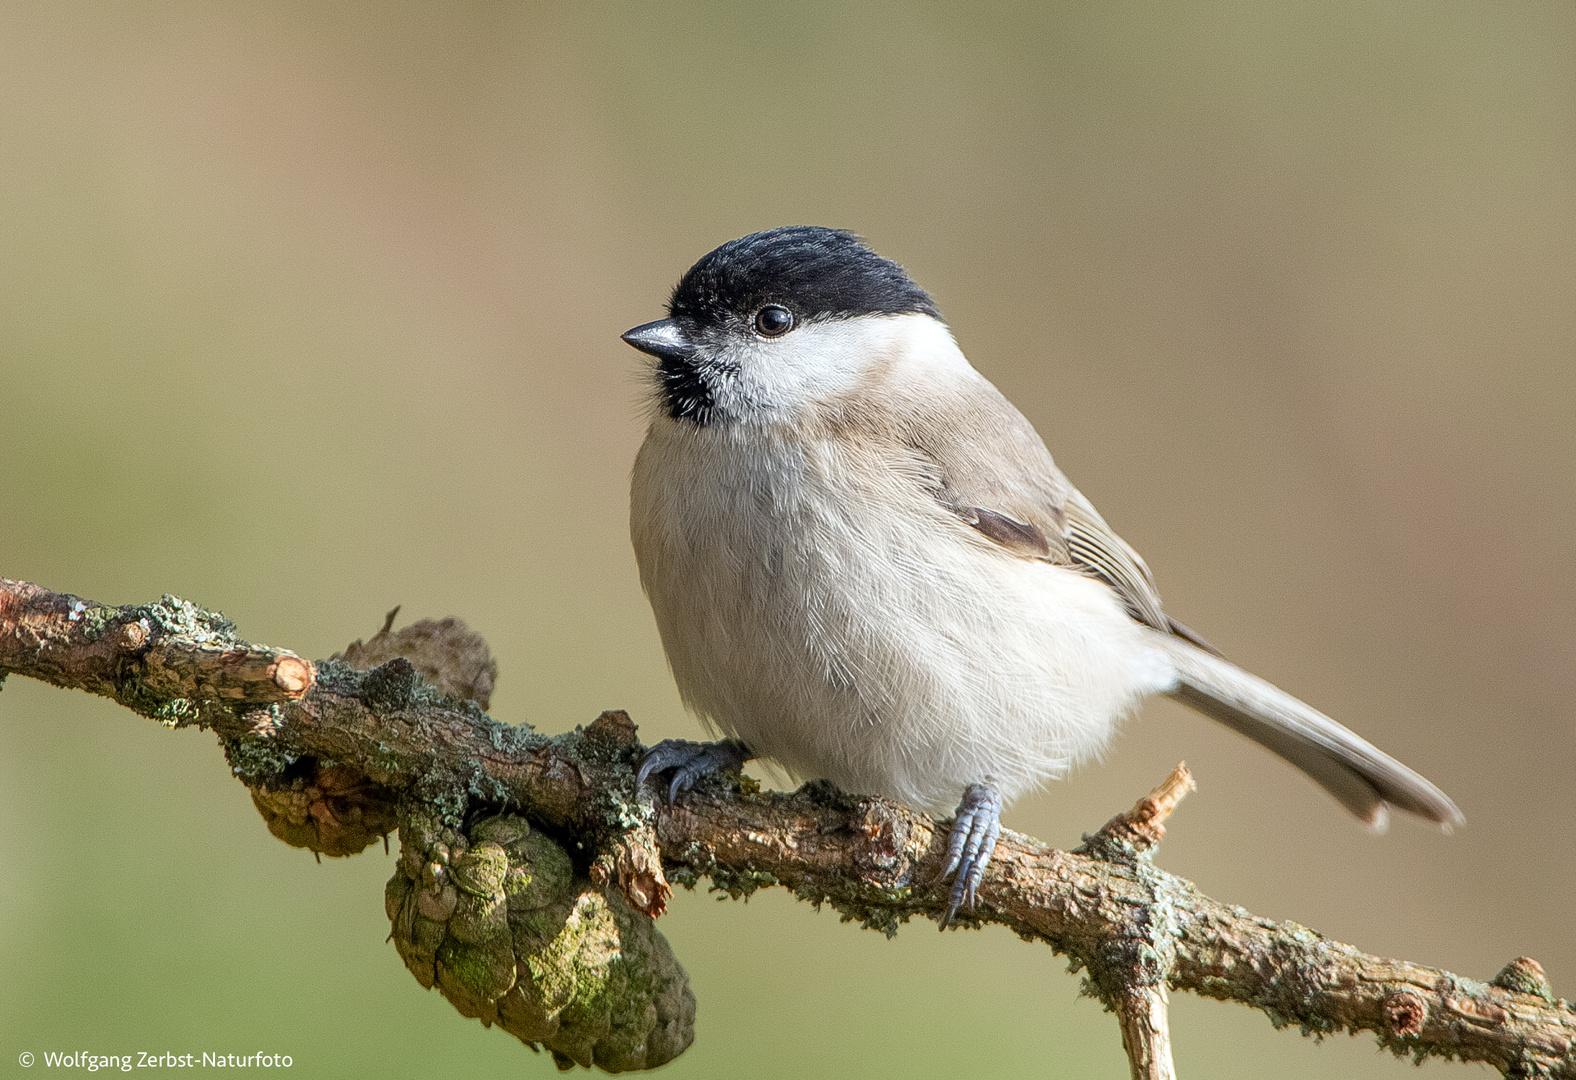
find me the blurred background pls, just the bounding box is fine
[1,2,1571,1077]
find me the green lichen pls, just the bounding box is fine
[492,830,574,919]
[138,594,238,640]
[79,603,117,643]
[360,658,418,712]
[222,732,298,785]
[665,865,701,891]
[469,813,530,847]
[410,673,486,716]
[463,763,513,806]
[437,940,491,988]
[487,718,542,751]
[1451,975,1495,1002]
[451,842,510,897]
[309,657,364,695]
[1493,961,1556,1002]
[707,866,779,902]
[409,778,470,831]
[594,785,653,833]
[664,841,781,903]
[792,880,918,938]
[436,936,515,1001]
[120,688,209,728]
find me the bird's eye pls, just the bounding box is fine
[753,305,794,337]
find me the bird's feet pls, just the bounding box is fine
[939,783,1002,929]
[637,738,753,804]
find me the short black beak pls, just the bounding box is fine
[621,318,696,362]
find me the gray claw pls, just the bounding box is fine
[637,739,752,804]
[939,783,1002,929]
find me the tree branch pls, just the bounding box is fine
[3,577,1572,1077]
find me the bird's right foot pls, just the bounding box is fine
[636,739,753,804]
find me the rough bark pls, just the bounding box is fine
[3,577,1572,1078]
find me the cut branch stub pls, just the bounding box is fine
[1079,761,1196,860]
[0,578,314,713]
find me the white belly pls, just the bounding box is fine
[630,419,1173,814]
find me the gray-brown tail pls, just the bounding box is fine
[1150,633,1463,830]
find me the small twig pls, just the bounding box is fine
[1110,982,1176,1080]
[1088,762,1196,854]
[1076,764,1195,1080]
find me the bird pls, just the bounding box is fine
[620,225,1462,926]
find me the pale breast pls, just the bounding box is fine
[630,414,1170,813]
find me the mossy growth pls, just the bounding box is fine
[706,865,780,902]
[307,657,365,696]
[387,810,694,1073]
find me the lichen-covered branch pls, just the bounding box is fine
[1076,766,1194,1080]
[2,576,1573,1078]
[0,578,313,715]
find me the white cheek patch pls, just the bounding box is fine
[723,313,957,419]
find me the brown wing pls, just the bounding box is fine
[953,481,1222,653]
[1060,490,1223,653]
[1061,489,1168,631]
[879,363,1217,652]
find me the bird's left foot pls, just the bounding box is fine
[939,783,1002,929]
[636,738,753,804]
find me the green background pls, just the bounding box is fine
[2,3,1572,1077]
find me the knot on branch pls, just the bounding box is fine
[1492,957,1557,1004]
[850,796,913,883]
[584,709,639,751]
[387,810,694,1072]
[336,609,497,709]
[1384,991,1427,1038]
[247,761,398,858]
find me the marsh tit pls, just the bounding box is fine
[622,226,1461,925]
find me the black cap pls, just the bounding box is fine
[667,227,940,329]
